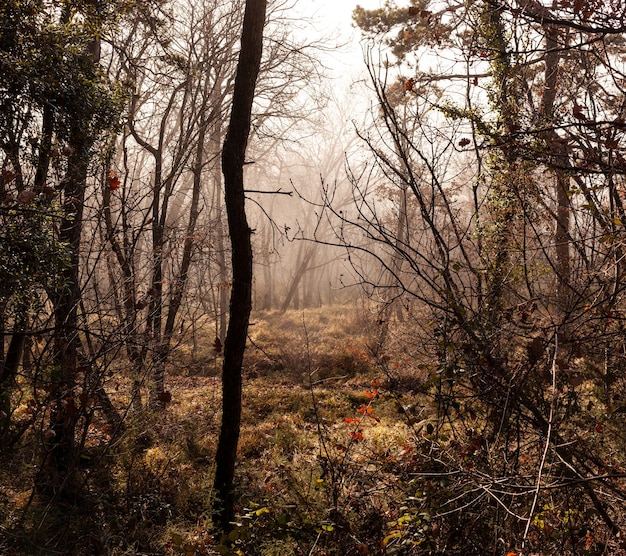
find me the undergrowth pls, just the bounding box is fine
[2,305,626,555]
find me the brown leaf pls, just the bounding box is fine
[567,373,584,387]
[17,190,37,204]
[213,336,223,354]
[158,391,172,403]
[108,171,121,191]
[2,169,16,183]
[573,102,588,121]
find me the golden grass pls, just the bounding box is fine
[0,304,436,555]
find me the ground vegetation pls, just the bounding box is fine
[3,0,626,553]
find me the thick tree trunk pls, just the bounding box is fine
[43,132,90,497]
[212,0,266,532]
[0,328,25,448]
[39,28,101,497]
[540,24,572,321]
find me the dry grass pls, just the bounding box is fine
[6,304,617,555]
[2,304,425,555]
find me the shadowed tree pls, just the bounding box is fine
[0,0,123,495]
[212,0,267,533]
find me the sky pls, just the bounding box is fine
[291,0,385,86]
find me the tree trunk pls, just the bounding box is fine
[39,27,102,497]
[540,24,571,318]
[102,163,147,413]
[212,0,266,532]
[43,130,91,497]
[279,244,317,313]
[0,327,25,449]
[211,133,230,345]
[148,156,165,409]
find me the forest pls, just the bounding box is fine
[2,0,626,554]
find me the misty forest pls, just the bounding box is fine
[3,0,626,554]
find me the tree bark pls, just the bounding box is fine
[0,327,25,448]
[212,0,266,532]
[43,128,91,497]
[40,29,101,498]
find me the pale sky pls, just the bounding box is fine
[291,0,385,85]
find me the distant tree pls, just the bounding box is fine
[105,0,244,410]
[95,0,324,414]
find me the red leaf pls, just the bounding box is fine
[350,430,364,441]
[108,171,121,191]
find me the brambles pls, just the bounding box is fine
[2,306,626,553]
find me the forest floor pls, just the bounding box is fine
[3,304,620,555]
[1,304,434,556]
[146,304,429,555]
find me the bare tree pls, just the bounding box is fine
[212,0,266,532]
[308,0,626,547]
